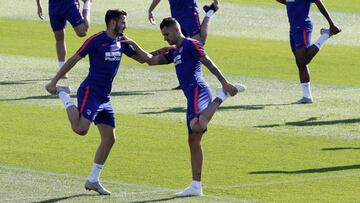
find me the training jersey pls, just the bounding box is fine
[49,0,80,15]
[286,0,317,32]
[77,31,135,100]
[162,38,208,90]
[169,0,198,19]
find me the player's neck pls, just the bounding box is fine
[105,30,117,40]
[176,37,185,47]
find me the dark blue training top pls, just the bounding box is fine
[77,31,135,100]
[169,0,198,19]
[286,0,318,32]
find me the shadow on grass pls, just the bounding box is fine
[140,107,186,114]
[0,89,173,101]
[256,117,360,128]
[0,78,50,85]
[140,103,292,115]
[111,89,173,97]
[32,193,98,203]
[249,164,360,174]
[322,147,360,151]
[129,196,191,203]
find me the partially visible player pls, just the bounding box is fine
[36,0,92,78]
[276,0,341,104]
[121,17,245,196]
[148,0,219,89]
[45,9,146,195]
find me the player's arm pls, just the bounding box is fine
[130,46,174,64]
[200,56,238,96]
[148,0,161,25]
[122,38,170,65]
[276,0,286,5]
[314,0,341,35]
[45,54,82,94]
[36,0,44,20]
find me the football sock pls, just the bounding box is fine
[83,0,91,10]
[58,61,65,69]
[314,32,330,49]
[88,163,103,182]
[191,180,202,189]
[58,91,74,109]
[301,82,312,99]
[206,10,214,18]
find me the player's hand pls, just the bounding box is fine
[329,24,341,36]
[222,82,238,96]
[120,37,135,45]
[45,82,57,95]
[158,46,175,54]
[148,11,156,25]
[37,4,44,20]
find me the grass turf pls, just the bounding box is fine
[1,102,360,202]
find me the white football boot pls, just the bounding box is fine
[175,185,203,197]
[85,180,111,195]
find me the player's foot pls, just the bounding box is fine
[172,85,182,90]
[85,180,111,195]
[216,83,246,102]
[175,186,203,197]
[203,3,219,13]
[292,97,313,104]
[56,86,71,95]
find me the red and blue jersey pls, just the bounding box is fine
[76,31,135,101]
[286,0,317,32]
[169,0,198,19]
[162,38,207,90]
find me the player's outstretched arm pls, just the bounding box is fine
[45,54,82,94]
[276,0,286,5]
[200,56,238,96]
[122,38,169,65]
[36,0,44,20]
[314,0,341,35]
[148,0,161,25]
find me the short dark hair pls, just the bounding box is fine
[160,17,178,29]
[105,9,127,27]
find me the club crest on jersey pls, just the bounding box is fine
[86,109,92,115]
[174,54,182,66]
[105,51,121,61]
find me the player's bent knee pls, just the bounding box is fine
[191,123,203,134]
[72,126,89,136]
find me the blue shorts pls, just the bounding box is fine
[290,28,312,53]
[176,13,201,37]
[49,0,84,31]
[77,85,115,128]
[185,85,212,135]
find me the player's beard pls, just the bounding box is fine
[114,24,123,36]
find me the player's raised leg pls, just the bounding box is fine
[56,86,92,135]
[82,0,91,29]
[198,0,219,45]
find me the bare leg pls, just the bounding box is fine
[73,23,88,37]
[188,132,203,181]
[94,124,116,164]
[54,30,66,63]
[65,105,92,135]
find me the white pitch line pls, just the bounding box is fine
[207,172,360,189]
